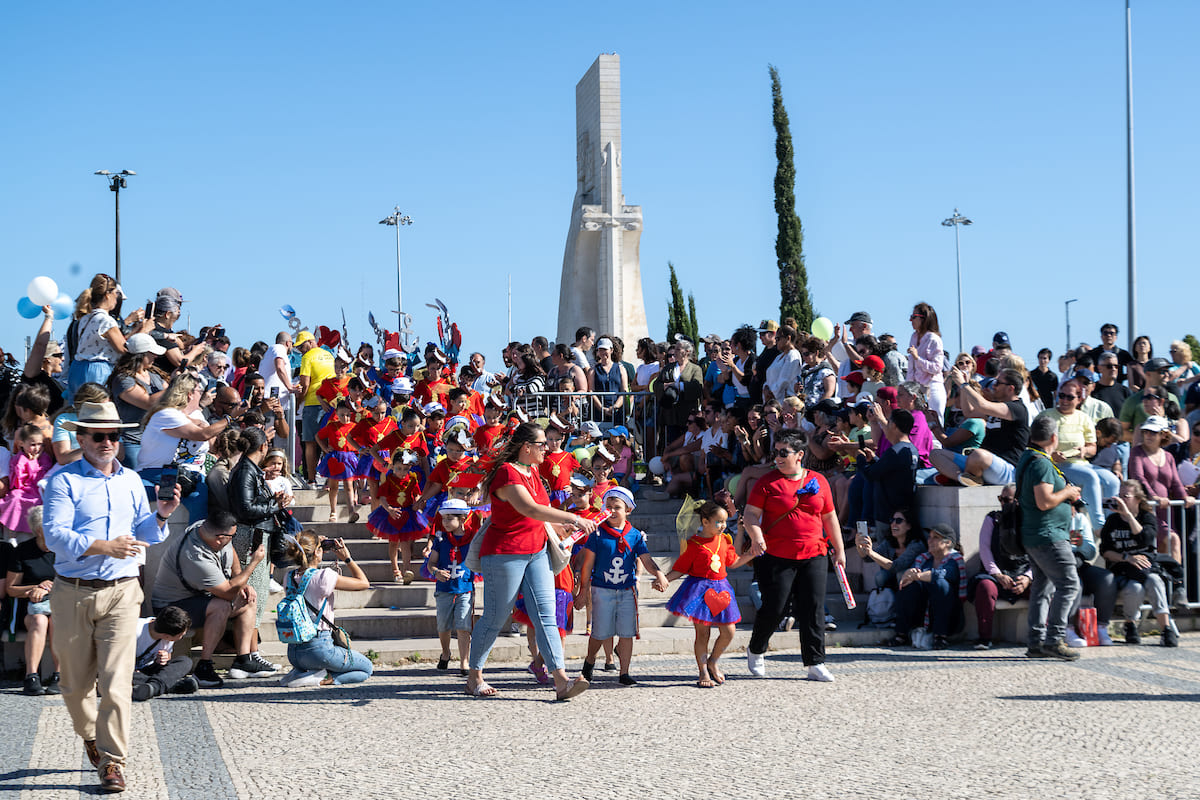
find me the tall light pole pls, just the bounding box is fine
[378,207,413,332]
[1065,298,1079,354]
[94,170,135,286]
[941,208,972,354]
[1125,0,1138,350]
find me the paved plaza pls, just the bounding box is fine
[3,636,1198,799]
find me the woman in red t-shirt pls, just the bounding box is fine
[743,429,846,682]
[466,423,599,701]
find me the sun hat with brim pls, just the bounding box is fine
[61,401,138,431]
[1140,415,1170,433]
[126,333,167,356]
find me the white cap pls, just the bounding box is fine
[595,337,614,351]
[438,498,470,516]
[125,333,166,356]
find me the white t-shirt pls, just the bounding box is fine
[139,409,209,470]
[74,310,120,363]
[765,349,803,400]
[635,362,660,389]
[262,344,292,396]
[699,427,729,455]
[297,567,339,631]
[134,617,175,670]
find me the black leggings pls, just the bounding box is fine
[749,553,826,666]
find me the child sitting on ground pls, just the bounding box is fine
[427,499,477,675]
[132,606,200,701]
[574,487,669,686]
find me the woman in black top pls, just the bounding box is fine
[227,426,284,648]
[1099,479,1177,646]
[5,511,60,695]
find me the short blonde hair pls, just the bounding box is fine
[27,505,44,535]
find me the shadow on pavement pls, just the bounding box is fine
[998,692,1200,702]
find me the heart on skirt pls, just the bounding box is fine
[703,588,732,615]
[327,459,347,478]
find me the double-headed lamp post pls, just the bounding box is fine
[378,207,413,331]
[94,170,136,286]
[941,208,973,354]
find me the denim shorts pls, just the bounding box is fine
[435,590,474,632]
[590,586,638,640]
[28,599,52,616]
[949,451,1015,485]
[301,404,323,442]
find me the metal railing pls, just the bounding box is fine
[513,390,660,457]
[1164,499,1197,610]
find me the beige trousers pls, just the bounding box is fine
[50,577,142,769]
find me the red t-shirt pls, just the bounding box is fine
[748,469,834,561]
[673,534,737,580]
[316,375,351,406]
[375,429,428,458]
[414,376,453,407]
[539,451,579,492]
[378,472,421,508]
[480,463,549,556]
[592,479,617,510]
[427,455,476,491]
[350,417,398,451]
[317,420,357,452]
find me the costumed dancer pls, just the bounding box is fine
[664,499,754,687]
[416,427,475,518]
[540,418,578,508]
[316,401,364,523]
[365,449,427,583]
[349,394,398,512]
[574,487,669,686]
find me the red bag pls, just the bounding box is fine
[1077,607,1098,647]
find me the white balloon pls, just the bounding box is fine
[648,456,664,475]
[27,276,58,306]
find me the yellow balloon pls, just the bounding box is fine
[811,316,834,340]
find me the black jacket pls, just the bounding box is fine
[227,456,282,531]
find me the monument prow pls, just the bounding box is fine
[556,54,648,347]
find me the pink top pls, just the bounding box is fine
[906,331,944,388]
[1129,445,1186,531]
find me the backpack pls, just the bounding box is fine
[994,504,1025,559]
[275,568,324,645]
[865,587,896,627]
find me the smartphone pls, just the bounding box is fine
[197,326,210,341]
[857,433,865,448]
[144,301,153,319]
[856,520,870,539]
[270,386,280,399]
[157,464,179,502]
[251,529,264,551]
[214,326,226,339]
[179,358,190,370]
[320,538,337,551]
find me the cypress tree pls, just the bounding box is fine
[666,262,688,342]
[770,65,814,331]
[687,294,700,344]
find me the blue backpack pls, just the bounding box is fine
[275,568,325,645]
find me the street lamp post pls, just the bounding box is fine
[94,170,135,286]
[1065,298,1079,354]
[1125,0,1138,351]
[378,207,413,334]
[941,208,972,354]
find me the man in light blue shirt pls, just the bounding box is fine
[43,401,180,794]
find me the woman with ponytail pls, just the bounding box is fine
[279,531,373,687]
[466,422,600,700]
[65,273,152,402]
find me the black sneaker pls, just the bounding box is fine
[194,660,224,689]
[170,675,200,695]
[603,661,617,672]
[1025,646,1050,659]
[228,652,278,679]
[1041,641,1081,661]
[23,674,44,696]
[132,679,165,702]
[1162,625,1180,648]
[618,674,637,686]
[42,672,61,695]
[581,660,595,682]
[1124,620,1141,645]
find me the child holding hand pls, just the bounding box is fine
[574,487,668,686]
[664,500,753,687]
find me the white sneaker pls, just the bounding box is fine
[1097,627,1114,647]
[807,664,835,682]
[747,650,766,677]
[284,669,327,688]
[270,579,285,594]
[278,668,302,687]
[1064,629,1088,648]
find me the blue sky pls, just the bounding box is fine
[2,2,1197,367]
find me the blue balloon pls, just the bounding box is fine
[17,296,41,319]
[51,293,74,320]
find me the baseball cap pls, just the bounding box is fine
[580,421,602,437]
[757,319,779,333]
[992,332,1011,347]
[293,330,315,347]
[595,337,614,351]
[1140,415,1169,433]
[861,355,885,373]
[1073,369,1096,384]
[845,311,873,326]
[844,370,865,386]
[1146,357,1171,372]
[126,333,166,356]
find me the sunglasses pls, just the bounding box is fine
[1057,393,1078,400]
[773,448,795,458]
[89,432,122,443]
[1144,395,1163,402]
[890,517,907,524]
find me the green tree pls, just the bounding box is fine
[770,65,814,331]
[686,294,700,344]
[665,261,689,342]
[1185,334,1200,364]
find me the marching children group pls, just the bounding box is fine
[305,344,747,689]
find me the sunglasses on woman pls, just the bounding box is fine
[773,448,795,458]
[89,432,122,443]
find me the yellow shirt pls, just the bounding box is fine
[300,347,336,407]
[1038,409,1095,463]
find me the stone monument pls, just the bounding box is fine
[556,54,648,348]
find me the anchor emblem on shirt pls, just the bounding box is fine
[603,556,627,585]
[448,562,466,581]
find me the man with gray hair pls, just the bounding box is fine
[1016,414,1083,661]
[930,367,1030,486]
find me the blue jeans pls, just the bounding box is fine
[896,575,963,637]
[139,467,208,524]
[469,547,563,672]
[1026,540,1081,648]
[1060,461,1107,529]
[287,631,373,685]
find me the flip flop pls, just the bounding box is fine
[707,664,726,685]
[465,681,498,697]
[555,677,589,701]
[527,661,551,685]
[697,677,715,689]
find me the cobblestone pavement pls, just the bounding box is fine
[3,637,1199,799]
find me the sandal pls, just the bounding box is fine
[707,664,726,685]
[392,569,402,582]
[528,661,551,685]
[555,677,589,702]
[328,512,338,522]
[697,676,715,689]
[465,681,498,697]
[436,657,450,670]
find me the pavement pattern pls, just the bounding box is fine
[2,637,1199,799]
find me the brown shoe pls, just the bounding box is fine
[99,763,126,793]
[84,739,100,768]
